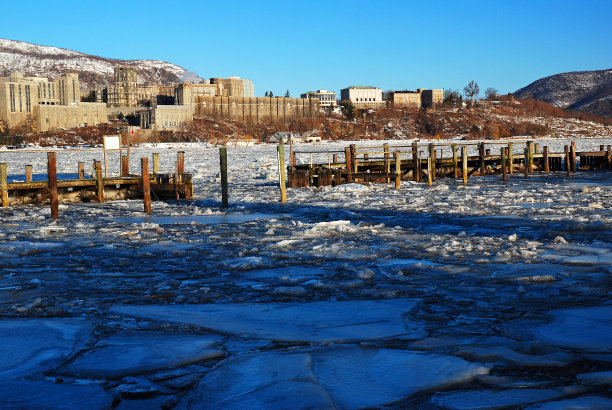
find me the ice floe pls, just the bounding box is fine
[431,388,565,410]
[111,299,425,343]
[180,347,489,409]
[0,380,113,409]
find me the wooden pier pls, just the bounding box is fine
[0,151,193,218]
[287,141,612,188]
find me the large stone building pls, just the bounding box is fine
[210,77,254,98]
[0,72,107,132]
[387,88,444,109]
[139,105,194,131]
[107,66,138,107]
[301,90,336,108]
[176,82,221,105]
[195,96,319,125]
[340,86,385,109]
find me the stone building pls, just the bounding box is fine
[388,91,422,109]
[107,66,138,107]
[176,83,221,105]
[195,96,319,125]
[340,86,385,109]
[210,77,254,98]
[421,89,443,108]
[139,105,194,131]
[0,72,107,131]
[301,90,336,108]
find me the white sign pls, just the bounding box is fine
[104,135,121,151]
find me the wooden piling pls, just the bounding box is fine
[527,141,534,173]
[350,144,357,173]
[570,141,577,173]
[95,161,104,203]
[543,146,549,172]
[565,145,571,177]
[461,146,468,184]
[452,144,458,179]
[152,153,160,175]
[479,143,486,176]
[607,146,612,170]
[174,161,180,200]
[427,157,433,187]
[429,143,436,181]
[220,147,229,207]
[177,151,185,174]
[141,158,152,214]
[534,143,540,154]
[121,156,129,177]
[277,145,287,203]
[47,153,59,219]
[0,163,7,207]
[384,143,390,183]
[524,147,529,178]
[501,147,507,181]
[77,162,84,179]
[394,151,401,189]
[412,142,420,182]
[345,147,353,183]
[332,154,338,164]
[508,143,514,174]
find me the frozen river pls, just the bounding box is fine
[1,139,611,409]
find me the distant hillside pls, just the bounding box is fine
[514,68,612,118]
[0,38,199,87]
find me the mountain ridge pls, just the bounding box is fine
[514,68,612,118]
[0,38,199,87]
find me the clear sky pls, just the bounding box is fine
[1,0,611,97]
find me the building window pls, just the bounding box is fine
[26,85,31,112]
[19,85,23,112]
[9,84,16,112]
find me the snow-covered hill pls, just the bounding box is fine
[0,38,197,87]
[514,68,612,118]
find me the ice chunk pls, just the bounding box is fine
[431,388,564,410]
[532,304,612,352]
[525,396,612,409]
[180,347,488,409]
[111,299,425,343]
[58,332,223,378]
[0,380,113,409]
[577,370,612,387]
[0,319,91,380]
[456,345,575,367]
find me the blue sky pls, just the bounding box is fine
[2,0,611,97]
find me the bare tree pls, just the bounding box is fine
[463,81,480,104]
[485,87,498,101]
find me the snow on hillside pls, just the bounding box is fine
[0,38,191,86]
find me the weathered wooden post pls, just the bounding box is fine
[345,147,353,183]
[77,162,84,179]
[570,141,576,173]
[428,143,436,181]
[461,146,468,184]
[350,144,357,173]
[501,147,507,181]
[479,143,486,176]
[527,141,534,173]
[427,157,433,187]
[332,154,338,164]
[219,147,229,207]
[47,153,59,219]
[26,165,33,183]
[384,143,390,183]
[177,151,185,174]
[141,158,152,214]
[524,147,529,178]
[121,156,129,177]
[607,145,612,170]
[277,145,287,203]
[394,151,401,189]
[412,142,420,182]
[534,143,540,154]
[543,146,549,172]
[174,161,180,200]
[0,163,7,207]
[565,145,571,177]
[452,144,458,179]
[508,143,514,174]
[95,161,104,203]
[152,153,160,175]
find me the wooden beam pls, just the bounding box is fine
[141,158,152,214]
[47,152,59,219]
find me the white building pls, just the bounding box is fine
[340,86,385,109]
[301,89,336,108]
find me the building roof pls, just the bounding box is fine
[343,86,379,90]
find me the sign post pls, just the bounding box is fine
[103,135,122,178]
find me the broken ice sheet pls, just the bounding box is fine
[431,388,565,410]
[111,298,425,343]
[179,347,489,409]
[0,318,92,380]
[0,380,113,410]
[58,332,224,378]
[531,304,612,352]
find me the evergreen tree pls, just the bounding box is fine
[265,91,269,97]
[285,90,290,98]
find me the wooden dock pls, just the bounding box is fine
[0,151,193,218]
[287,141,612,188]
